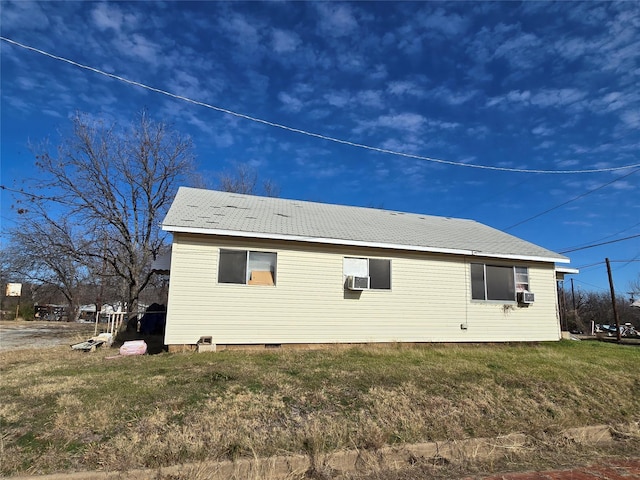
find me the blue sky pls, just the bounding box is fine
[1,1,639,295]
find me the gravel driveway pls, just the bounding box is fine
[0,321,96,351]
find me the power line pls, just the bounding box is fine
[557,221,640,253]
[572,279,609,292]
[559,234,640,254]
[3,35,640,176]
[505,168,640,230]
[575,259,640,271]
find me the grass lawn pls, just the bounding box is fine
[0,340,638,477]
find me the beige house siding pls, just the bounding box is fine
[164,233,561,346]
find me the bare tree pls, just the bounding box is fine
[564,288,640,331]
[218,163,280,197]
[5,215,89,321]
[629,274,640,300]
[13,111,195,314]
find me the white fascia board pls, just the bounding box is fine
[555,267,579,274]
[162,224,569,264]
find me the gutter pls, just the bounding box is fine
[162,224,570,264]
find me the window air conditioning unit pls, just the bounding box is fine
[347,276,370,290]
[517,291,535,304]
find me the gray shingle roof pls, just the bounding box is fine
[162,187,569,263]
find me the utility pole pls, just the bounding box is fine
[605,258,621,343]
[557,280,566,331]
[570,278,579,331]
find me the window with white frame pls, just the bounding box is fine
[515,266,529,292]
[471,263,529,301]
[343,257,391,290]
[218,249,277,285]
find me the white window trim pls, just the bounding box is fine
[218,249,277,286]
[343,257,392,291]
[471,263,529,303]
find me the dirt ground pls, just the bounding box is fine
[475,459,640,479]
[0,320,97,351]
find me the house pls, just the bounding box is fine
[161,187,573,351]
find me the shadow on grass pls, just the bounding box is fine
[113,328,167,355]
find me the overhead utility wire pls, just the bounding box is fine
[576,257,640,272]
[3,36,640,175]
[618,252,640,270]
[557,221,640,253]
[560,234,640,254]
[505,168,640,230]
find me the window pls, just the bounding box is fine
[515,266,529,292]
[218,249,277,285]
[471,263,528,301]
[343,257,391,290]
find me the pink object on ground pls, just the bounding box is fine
[119,340,147,356]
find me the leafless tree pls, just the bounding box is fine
[564,288,640,331]
[4,213,91,320]
[12,111,195,315]
[218,163,280,197]
[629,274,640,300]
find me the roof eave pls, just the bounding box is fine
[162,224,570,264]
[555,267,579,274]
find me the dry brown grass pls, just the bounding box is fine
[0,341,638,477]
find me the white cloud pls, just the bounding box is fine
[428,86,477,105]
[467,21,549,79]
[426,119,460,130]
[620,110,640,129]
[42,109,64,118]
[278,92,305,113]
[356,90,384,109]
[167,71,203,100]
[557,159,580,168]
[486,90,530,107]
[566,3,609,26]
[556,4,639,80]
[1,0,51,30]
[532,125,553,136]
[113,33,163,64]
[536,140,555,149]
[91,3,124,31]
[271,29,301,53]
[388,81,419,96]
[466,125,490,139]
[554,37,588,61]
[493,31,542,67]
[487,89,589,111]
[335,52,367,73]
[369,64,388,81]
[213,132,234,148]
[218,12,264,65]
[225,14,260,45]
[530,89,587,108]
[418,8,470,37]
[600,91,626,112]
[323,91,351,108]
[387,78,430,98]
[611,181,635,191]
[315,3,358,37]
[374,113,426,132]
